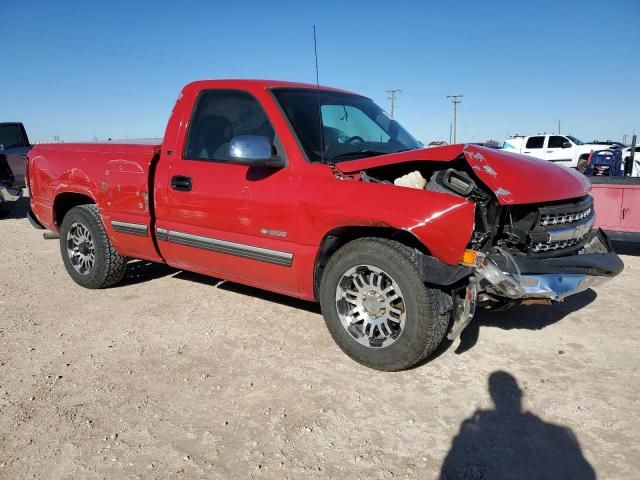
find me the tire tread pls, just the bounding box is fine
[60,204,127,289]
[319,237,450,371]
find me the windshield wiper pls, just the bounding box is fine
[330,150,389,162]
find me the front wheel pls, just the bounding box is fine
[59,204,127,289]
[319,238,450,371]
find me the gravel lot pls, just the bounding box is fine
[1,195,639,479]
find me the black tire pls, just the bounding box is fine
[59,204,127,289]
[319,238,450,371]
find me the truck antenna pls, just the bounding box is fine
[313,25,326,164]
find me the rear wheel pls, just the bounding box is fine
[319,238,450,371]
[59,204,127,289]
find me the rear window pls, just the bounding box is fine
[525,136,544,149]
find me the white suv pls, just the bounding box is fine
[502,134,609,171]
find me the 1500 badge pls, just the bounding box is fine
[260,228,288,238]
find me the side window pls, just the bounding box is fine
[548,136,567,148]
[184,90,275,161]
[525,136,545,149]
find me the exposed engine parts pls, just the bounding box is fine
[359,161,601,284]
[393,170,426,189]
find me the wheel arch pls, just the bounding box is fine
[54,191,96,228]
[313,226,429,299]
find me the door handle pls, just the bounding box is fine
[622,207,629,220]
[546,150,554,153]
[524,151,531,154]
[171,175,192,192]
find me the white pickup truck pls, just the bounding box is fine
[502,134,610,171]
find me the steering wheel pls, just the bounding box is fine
[344,135,365,144]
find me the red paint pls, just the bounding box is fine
[27,79,592,301]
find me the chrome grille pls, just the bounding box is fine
[530,236,586,253]
[539,205,592,227]
[529,196,594,255]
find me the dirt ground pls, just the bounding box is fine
[1,195,639,479]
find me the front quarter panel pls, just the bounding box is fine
[297,165,475,294]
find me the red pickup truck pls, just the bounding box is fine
[27,80,623,371]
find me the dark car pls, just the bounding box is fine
[0,122,31,186]
[0,123,30,216]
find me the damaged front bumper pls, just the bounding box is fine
[474,229,623,302]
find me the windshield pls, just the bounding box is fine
[567,135,584,145]
[272,89,421,163]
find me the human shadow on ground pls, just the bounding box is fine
[439,371,596,480]
[455,288,597,355]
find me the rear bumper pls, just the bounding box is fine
[476,229,623,301]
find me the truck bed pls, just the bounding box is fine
[28,140,163,261]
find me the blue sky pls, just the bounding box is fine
[2,0,639,144]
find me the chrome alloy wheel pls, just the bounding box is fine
[66,222,96,275]
[335,265,407,348]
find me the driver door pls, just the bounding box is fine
[157,89,300,294]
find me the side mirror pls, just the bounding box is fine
[228,135,284,168]
[562,141,572,149]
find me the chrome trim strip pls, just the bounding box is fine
[156,227,169,242]
[111,220,149,237]
[156,228,293,266]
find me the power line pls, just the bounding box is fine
[386,89,401,118]
[446,95,463,144]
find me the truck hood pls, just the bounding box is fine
[335,144,591,205]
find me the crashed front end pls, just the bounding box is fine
[336,144,623,335]
[456,148,623,310]
[463,194,622,305]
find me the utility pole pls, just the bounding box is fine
[386,89,401,118]
[447,95,463,143]
[557,120,561,134]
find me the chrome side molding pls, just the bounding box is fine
[111,220,149,237]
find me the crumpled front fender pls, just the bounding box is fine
[405,198,476,265]
[303,173,476,266]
